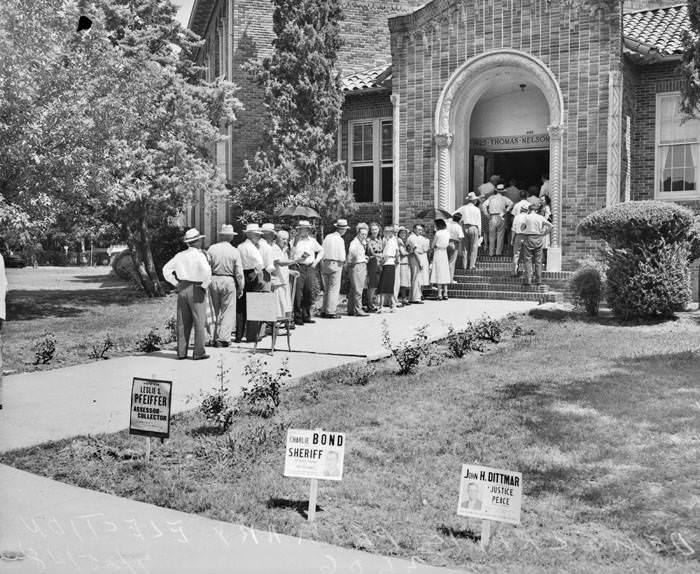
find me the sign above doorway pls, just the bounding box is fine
[470,132,550,150]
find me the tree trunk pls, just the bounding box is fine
[126,219,164,298]
[140,219,164,297]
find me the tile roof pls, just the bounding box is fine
[341,66,392,94]
[623,3,691,58]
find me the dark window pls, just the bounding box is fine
[352,166,374,203]
[381,166,393,202]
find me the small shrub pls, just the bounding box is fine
[199,360,236,432]
[605,242,691,320]
[336,362,376,386]
[226,420,288,465]
[470,317,502,343]
[88,335,114,360]
[423,343,446,367]
[446,326,482,358]
[570,266,604,316]
[381,320,428,375]
[511,325,536,338]
[240,357,291,418]
[164,316,177,343]
[32,332,56,365]
[111,250,136,280]
[135,329,163,353]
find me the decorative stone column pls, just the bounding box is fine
[435,132,453,211]
[391,94,401,225]
[606,70,623,206]
[547,124,564,272]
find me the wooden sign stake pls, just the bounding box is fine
[480,520,492,550]
[145,436,151,462]
[307,478,318,522]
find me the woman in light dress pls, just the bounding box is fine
[365,222,383,312]
[396,227,411,306]
[430,218,451,300]
[377,226,399,312]
[270,230,301,319]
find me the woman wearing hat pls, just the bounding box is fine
[377,225,399,312]
[162,228,212,359]
[365,222,383,312]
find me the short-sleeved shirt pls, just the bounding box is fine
[447,220,465,241]
[162,247,212,289]
[483,194,513,216]
[521,213,552,236]
[321,232,347,262]
[405,233,427,254]
[382,236,398,265]
[237,239,264,271]
[207,242,244,288]
[347,237,368,265]
[292,236,322,266]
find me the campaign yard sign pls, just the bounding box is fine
[129,377,172,439]
[457,464,522,525]
[284,429,345,481]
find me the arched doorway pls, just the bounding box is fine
[434,49,564,271]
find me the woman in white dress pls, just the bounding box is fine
[271,230,300,318]
[430,219,451,300]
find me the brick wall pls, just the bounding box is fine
[389,0,624,269]
[629,60,700,214]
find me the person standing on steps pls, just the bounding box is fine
[481,184,513,257]
[207,224,244,348]
[477,174,500,251]
[162,228,212,360]
[446,213,465,283]
[520,204,553,287]
[454,192,482,270]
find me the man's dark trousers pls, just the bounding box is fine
[236,269,264,342]
[294,264,315,322]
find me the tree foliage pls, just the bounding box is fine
[681,0,700,117]
[0,0,241,295]
[233,0,355,226]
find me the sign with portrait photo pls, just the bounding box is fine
[457,464,522,525]
[284,429,345,481]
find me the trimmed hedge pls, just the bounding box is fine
[570,265,604,316]
[578,201,696,249]
[578,201,695,319]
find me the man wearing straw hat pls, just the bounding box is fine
[320,218,348,319]
[162,228,212,360]
[236,223,266,343]
[290,220,323,325]
[207,224,244,348]
[455,192,482,270]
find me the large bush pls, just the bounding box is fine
[578,201,696,249]
[578,201,695,319]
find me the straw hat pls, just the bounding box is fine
[261,223,276,235]
[466,192,479,203]
[383,225,395,234]
[334,218,349,229]
[296,220,313,229]
[496,184,505,191]
[277,229,290,241]
[244,223,263,235]
[217,224,236,237]
[183,228,205,243]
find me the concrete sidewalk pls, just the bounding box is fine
[0,464,464,574]
[0,299,534,452]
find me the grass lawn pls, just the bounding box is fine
[2,310,699,573]
[2,267,175,373]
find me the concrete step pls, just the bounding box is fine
[453,281,551,292]
[455,268,574,281]
[446,287,562,303]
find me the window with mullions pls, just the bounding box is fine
[349,118,393,203]
[656,93,699,197]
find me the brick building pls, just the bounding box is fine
[187,0,698,274]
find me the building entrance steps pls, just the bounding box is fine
[450,255,573,303]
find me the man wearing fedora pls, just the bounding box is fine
[162,228,212,360]
[236,223,266,343]
[320,219,349,318]
[455,192,482,270]
[290,220,323,325]
[207,224,244,347]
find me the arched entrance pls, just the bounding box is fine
[434,49,564,271]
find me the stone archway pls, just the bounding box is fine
[434,49,564,271]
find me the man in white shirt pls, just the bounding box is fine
[446,213,465,282]
[320,218,348,318]
[290,220,323,325]
[346,222,369,317]
[510,205,530,276]
[405,224,427,303]
[0,251,6,409]
[477,174,500,252]
[162,228,212,360]
[539,173,551,198]
[235,223,266,343]
[455,192,482,270]
[482,184,513,256]
[520,204,553,286]
[207,224,244,348]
